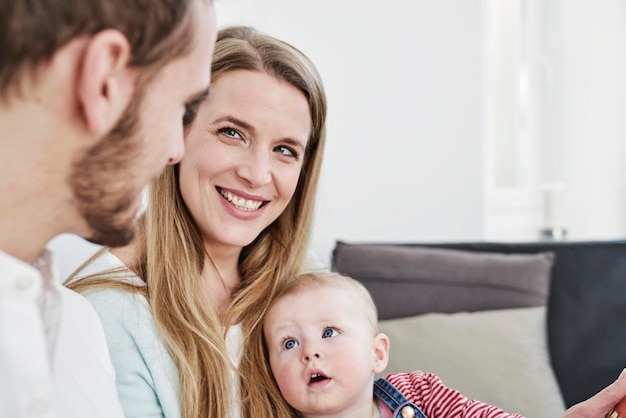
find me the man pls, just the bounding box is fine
[0,0,216,416]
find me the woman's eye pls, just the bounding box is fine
[275,145,298,158]
[322,328,338,339]
[283,339,298,350]
[219,127,241,139]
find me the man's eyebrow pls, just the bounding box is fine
[188,86,210,104]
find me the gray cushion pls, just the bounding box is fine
[332,242,554,320]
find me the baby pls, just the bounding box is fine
[257,271,524,418]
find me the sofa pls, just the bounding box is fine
[331,240,626,418]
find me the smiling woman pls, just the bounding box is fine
[64,25,327,418]
[179,69,312,249]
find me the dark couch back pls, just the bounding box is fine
[332,240,626,408]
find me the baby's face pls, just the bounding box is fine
[263,285,386,416]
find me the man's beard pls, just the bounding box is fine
[69,88,146,247]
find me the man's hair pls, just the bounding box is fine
[0,0,199,100]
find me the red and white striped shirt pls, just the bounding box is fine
[379,371,524,418]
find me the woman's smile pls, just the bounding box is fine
[218,187,266,212]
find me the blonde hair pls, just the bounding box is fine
[66,25,327,418]
[241,272,379,418]
[274,271,379,332]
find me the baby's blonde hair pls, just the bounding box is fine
[271,272,379,334]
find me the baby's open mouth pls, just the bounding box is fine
[309,373,329,384]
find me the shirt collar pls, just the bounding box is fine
[0,248,58,288]
[29,249,57,285]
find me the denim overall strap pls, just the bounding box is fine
[374,378,428,418]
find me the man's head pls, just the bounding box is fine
[1,0,203,101]
[0,0,217,250]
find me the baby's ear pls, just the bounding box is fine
[373,332,390,374]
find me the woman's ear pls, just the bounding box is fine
[77,29,136,136]
[373,332,390,374]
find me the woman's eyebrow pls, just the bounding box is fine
[281,137,306,151]
[211,116,307,149]
[213,116,255,133]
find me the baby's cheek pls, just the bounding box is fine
[274,367,300,404]
[336,347,373,379]
[272,364,292,391]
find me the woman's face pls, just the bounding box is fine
[179,69,311,251]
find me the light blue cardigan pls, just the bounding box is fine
[69,251,242,418]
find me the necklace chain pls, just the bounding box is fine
[206,251,231,296]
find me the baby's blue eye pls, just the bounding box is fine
[322,328,338,338]
[283,339,298,350]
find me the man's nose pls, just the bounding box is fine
[167,131,185,166]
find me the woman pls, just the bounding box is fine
[65,25,327,418]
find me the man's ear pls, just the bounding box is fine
[373,332,390,374]
[77,29,136,136]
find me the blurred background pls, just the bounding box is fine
[50,0,626,277]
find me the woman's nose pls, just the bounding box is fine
[237,150,271,187]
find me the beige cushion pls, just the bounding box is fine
[378,306,565,418]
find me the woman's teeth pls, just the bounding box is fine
[219,189,263,211]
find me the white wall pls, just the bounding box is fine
[537,0,626,239]
[485,0,626,243]
[215,0,487,266]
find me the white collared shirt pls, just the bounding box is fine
[0,249,124,418]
